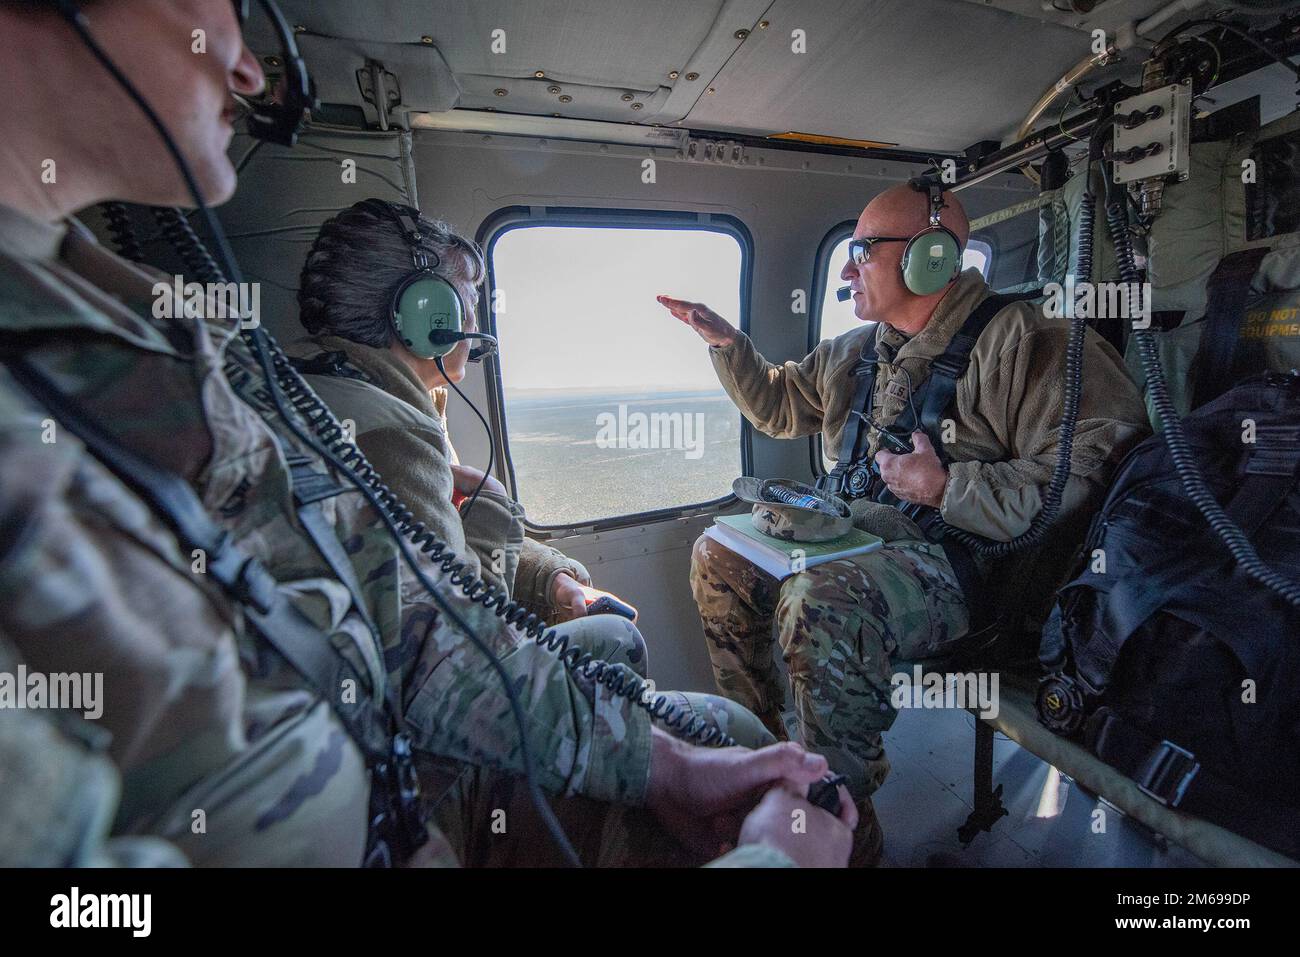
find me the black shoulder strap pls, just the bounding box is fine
[288,350,370,382]
[1190,247,1272,411]
[917,290,1041,459]
[0,354,397,763]
[1087,707,1300,858]
[822,333,879,496]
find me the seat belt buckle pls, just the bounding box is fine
[929,354,970,380]
[1135,740,1200,808]
[233,557,278,616]
[1244,423,1300,478]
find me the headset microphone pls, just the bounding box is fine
[836,286,853,302]
[231,0,316,146]
[426,329,498,362]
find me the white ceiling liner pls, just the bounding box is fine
[246,0,1263,153]
[681,0,1103,151]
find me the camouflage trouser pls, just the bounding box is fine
[555,611,651,678]
[420,690,775,867]
[690,532,970,802]
[418,610,775,867]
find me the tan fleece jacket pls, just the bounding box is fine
[710,269,1152,630]
[287,335,591,620]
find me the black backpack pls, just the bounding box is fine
[1036,371,1300,859]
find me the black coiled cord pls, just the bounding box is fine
[99,202,144,264]
[1105,190,1300,607]
[928,118,1118,559]
[153,206,223,281]
[258,311,735,745]
[147,208,737,745]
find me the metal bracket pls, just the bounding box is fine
[958,719,1008,845]
[1111,80,1191,185]
[357,59,402,131]
[683,137,747,165]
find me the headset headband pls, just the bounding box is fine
[910,177,947,229]
[364,199,437,272]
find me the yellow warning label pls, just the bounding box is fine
[1241,306,1300,339]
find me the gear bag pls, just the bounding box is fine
[1036,371,1300,858]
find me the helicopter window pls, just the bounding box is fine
[485,215,749,529]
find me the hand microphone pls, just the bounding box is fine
[836,286,853,302]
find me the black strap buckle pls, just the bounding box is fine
[1245,423,1300,477]
[363,732,429,867]
[929,352,970,380]
[1135,740,1200,808]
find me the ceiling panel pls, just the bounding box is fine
[245,0,1276,153]
[681,0,1098,151]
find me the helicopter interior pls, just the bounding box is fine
[79,0,1300,869]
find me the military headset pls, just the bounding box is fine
[899,178,963,295]
[360,199,498,362]
[836,176,963,302]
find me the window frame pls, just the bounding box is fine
[962,236,995,281]
[476,205,755,534]
[806,220,857,478]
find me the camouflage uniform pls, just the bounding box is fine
[0,204,779,867]
[692,269,1152,802]
[691,533,967,799]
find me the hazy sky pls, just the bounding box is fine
[490,226,989,392]
[492,225,742,393]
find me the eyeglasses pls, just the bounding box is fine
[847,236,911,265]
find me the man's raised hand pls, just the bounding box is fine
[656,295,738,348]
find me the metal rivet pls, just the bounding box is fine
[559,94,572,103]
[494,88,508,96]
[669,70,679,79]
[264,55,282,67]
[631,102,643,110]
[293,25,306,34]
[621,93,634,101]
[707,87,716,94]
[734,29,749,39]
[685,72,699,81]
[420,35,433,44]
[759,20,770,29]
[534,70,545,78]
[548,85,562,94]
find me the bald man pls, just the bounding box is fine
[658,182,1150,863]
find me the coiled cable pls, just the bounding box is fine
[1104,183,1300,607]
[148,208,736,748]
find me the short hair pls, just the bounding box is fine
[298,199,486,348]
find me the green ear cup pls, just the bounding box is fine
[900,227,961,295]
[391,271,464,359]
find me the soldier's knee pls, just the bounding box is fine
[689,532,730,603]
[775,563,883,661]
[690,532,719,579]
[559,615,650,676]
